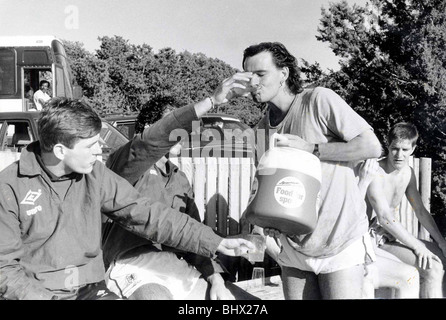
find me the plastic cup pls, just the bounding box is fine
[242,234,266,263]
[233,79,258,97]
[250,267,265,288]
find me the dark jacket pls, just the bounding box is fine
[0,140,221,300]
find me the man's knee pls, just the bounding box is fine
[128,283,173,300]
[421,260,444,282]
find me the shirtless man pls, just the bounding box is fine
[365,122,446,298]
[356,159,419,298]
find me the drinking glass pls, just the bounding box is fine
[251,267,265,288]
[242,234,266,263]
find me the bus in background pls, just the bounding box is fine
[0,35,82,112]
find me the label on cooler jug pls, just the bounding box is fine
[274,176,306,208]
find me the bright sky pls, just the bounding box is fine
[1,0,367,71]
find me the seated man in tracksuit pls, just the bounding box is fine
[102,101,257,300]
[0,97,254,300]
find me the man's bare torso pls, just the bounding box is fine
[377,158,412,211]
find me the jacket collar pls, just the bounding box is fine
[19,141,45,177]
[19,141,81,181]
[155,158,179,177]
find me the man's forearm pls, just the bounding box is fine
[378,214,425,251]
[105,193,223,259]
[142,103,199,144]
[318,131,382,162]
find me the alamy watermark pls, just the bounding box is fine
[167,121,276,159]
[64,265,80,290]
[64,5,79,30]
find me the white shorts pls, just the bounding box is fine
[105,251,202,300]
[278,233,376,275]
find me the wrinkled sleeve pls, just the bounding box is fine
[106,104,199,185]
[100,167,222,258]
[314,88,372,142]
[0,183,55,300]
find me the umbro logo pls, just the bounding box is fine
[21,189,42,205]
[26,205,42,216]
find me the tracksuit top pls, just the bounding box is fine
[0,104,222,300]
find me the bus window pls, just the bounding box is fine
[0,49,16,95]
[24,68,52,96]
[23,49,51,65]
[24,68,52,111]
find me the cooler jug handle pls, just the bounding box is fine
[269,132,287,150]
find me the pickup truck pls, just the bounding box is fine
[0,111,129,172]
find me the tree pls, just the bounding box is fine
[95,36,154,114]
[307,0,446,221]
[63,39,128,114]
[64,36,263,127]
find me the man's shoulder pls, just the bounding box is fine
[302,86,334,97]
[301,87,344,109]
[404,165,416,183]
[0,160,30,198]
[0,160,20,180]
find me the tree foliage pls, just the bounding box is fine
[304,0,446,218]
[63,36,263,127]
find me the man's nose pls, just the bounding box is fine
[250,75,260,87]
[94,141,103,155]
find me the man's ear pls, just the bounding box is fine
[410,145,416,155]
[53,143,66,161]
[281,66,289,83]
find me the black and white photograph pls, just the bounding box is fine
[0,0,445,313]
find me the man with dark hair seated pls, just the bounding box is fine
[103,94,258,300]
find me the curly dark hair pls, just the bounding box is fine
[135,96,177,134]
[242,42,303,95]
